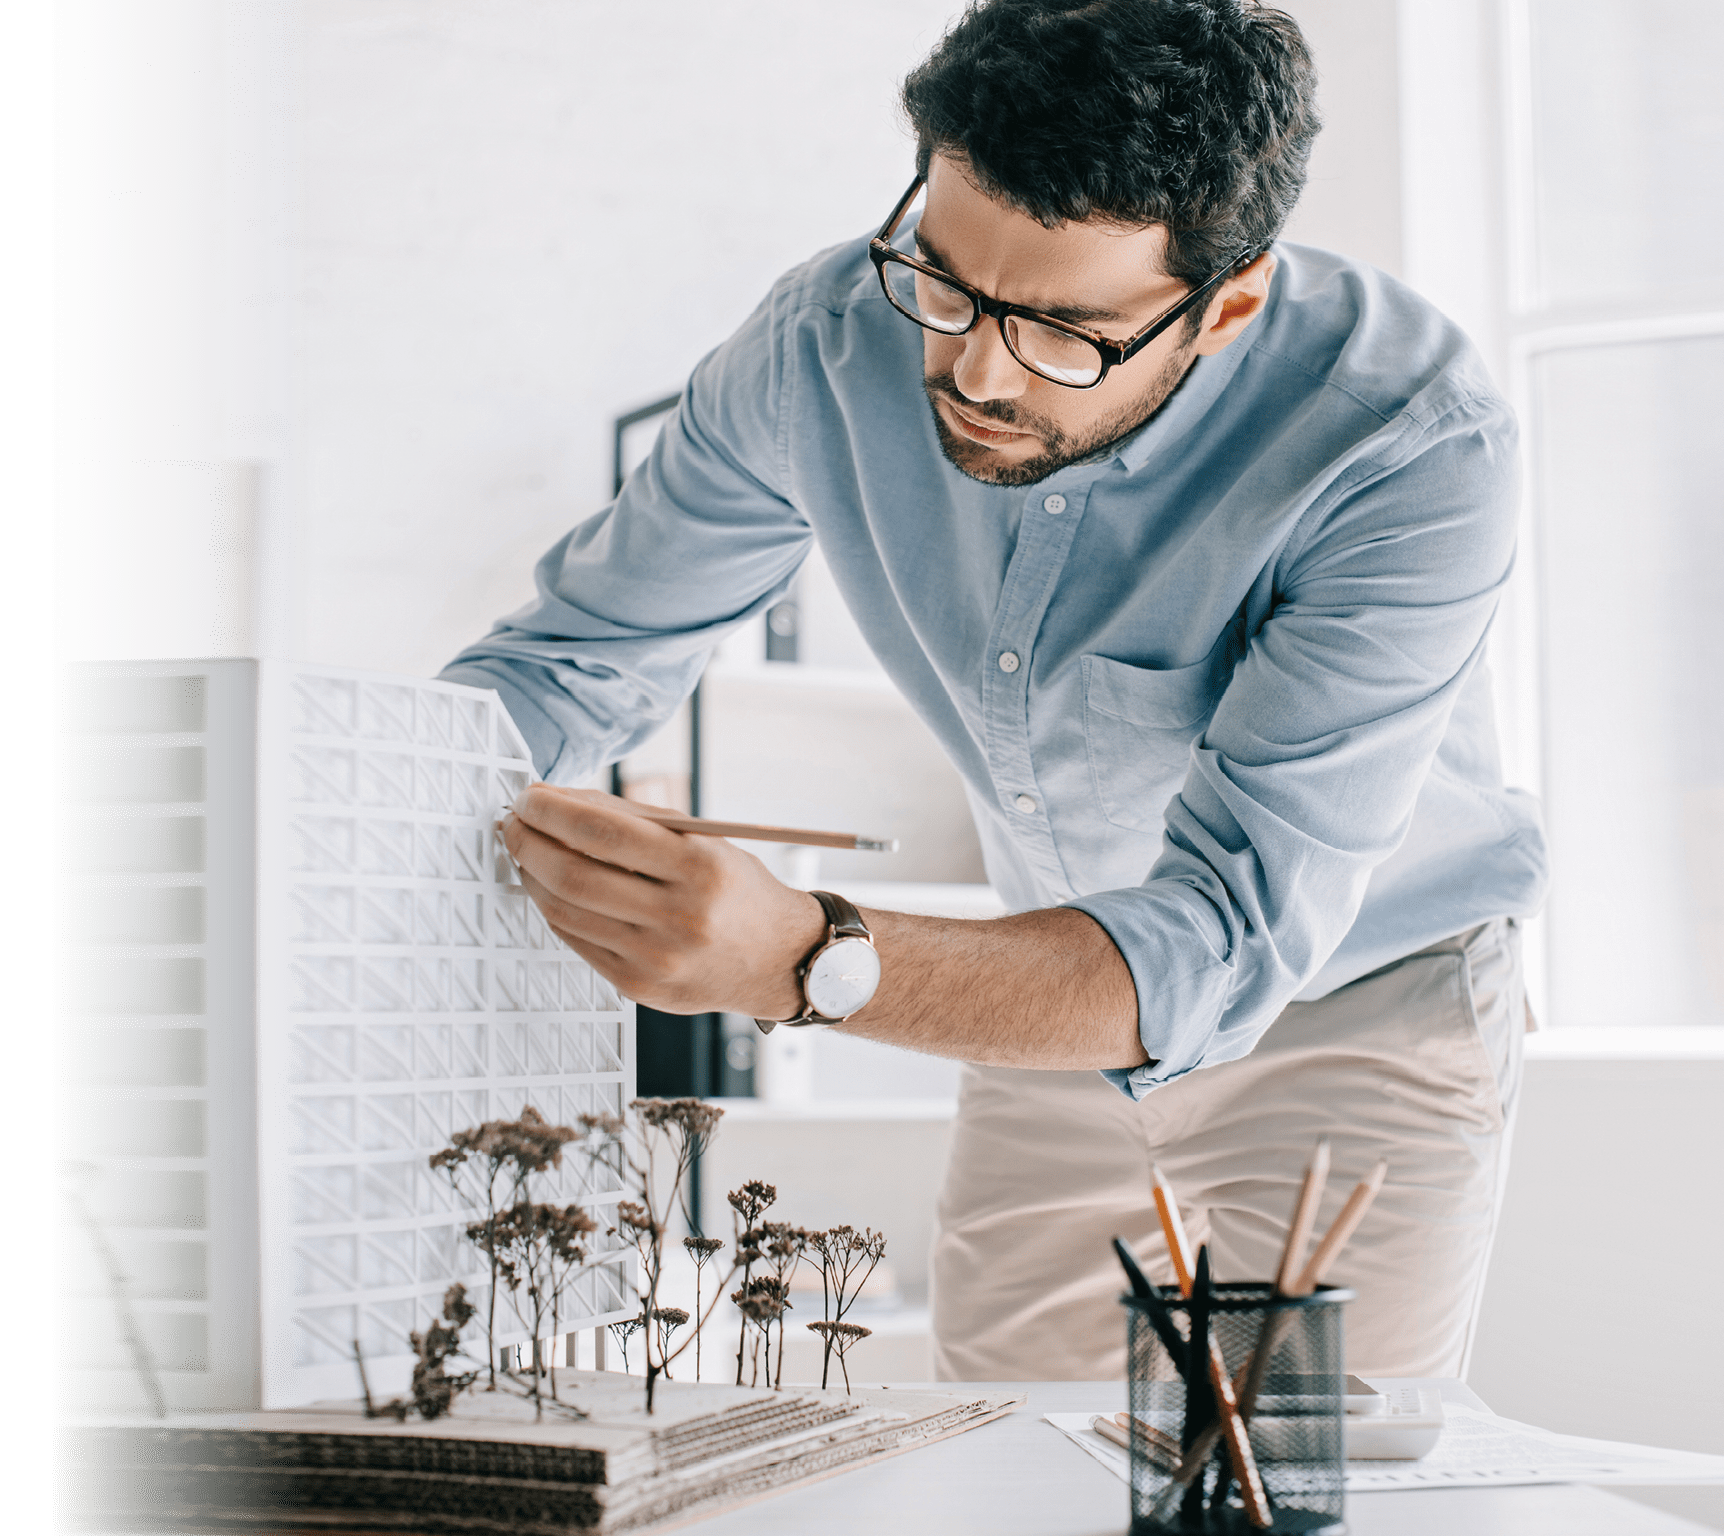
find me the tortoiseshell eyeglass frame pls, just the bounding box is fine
[866,174,1260,390]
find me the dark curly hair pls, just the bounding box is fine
[901,0,1320,291]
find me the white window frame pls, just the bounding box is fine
[1399,0,1724,1053]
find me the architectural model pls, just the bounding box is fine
[67,661,637,1412]
[70,1378,1023,1533]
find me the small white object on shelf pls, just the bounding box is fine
[66,660,637,1411]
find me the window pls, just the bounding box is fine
[1506,0,1724,1026]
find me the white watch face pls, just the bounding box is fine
[805,936,880,1019]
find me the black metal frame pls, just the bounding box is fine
[605,394,752,1234]
[869,174,1258,389]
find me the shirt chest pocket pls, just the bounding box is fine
[1081,637,1236,833]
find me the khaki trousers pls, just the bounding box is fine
[931,919,1525,1382]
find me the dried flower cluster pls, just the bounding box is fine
[427,1106,597,1417]
[726,1181,777,1387]
[682,1235,725,1381]
[805,1321,873,1392]
[584,1099,733,1411]
[804,1226,888,1391]
[607,1315,645,1374]
[399,1096,891,1417]
[409,1284,480,1419]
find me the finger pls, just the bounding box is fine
[540,904,682,1008]
[511,784,692,881]
[542,922,640,996]
[506,816,668,927]
[518,863,653,955]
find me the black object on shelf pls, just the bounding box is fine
[607,394,755,1237]
[635,1013,755,1100]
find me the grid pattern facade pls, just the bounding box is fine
[68,661,635,1411]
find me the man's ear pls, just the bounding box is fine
[1192,251,1277,357]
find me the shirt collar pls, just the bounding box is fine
[1110,325,1256,476]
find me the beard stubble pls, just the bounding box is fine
[923,343,1198,487]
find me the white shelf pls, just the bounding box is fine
[710,1097,958,1122]
[836,881,1006,919]
[704,660,903,697]
[1524,1026,1724,1060]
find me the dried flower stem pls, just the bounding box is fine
[58,1165,167,1420]
[584,1099,723,1411]
[682,1236,724,1381]
[804,1227,887,1390]
[429,1107,579,1391]
[727,1180,776,1385]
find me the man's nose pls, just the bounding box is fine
[952,320,1029,403]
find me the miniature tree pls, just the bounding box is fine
[488,1197,598,1414]
[579,1099,728,1411]
[758,1224,809,1389]
[726,1180,776,1385]
[682,1235,724,1381]
[804,1226,887,1390]
[355,1284,481,1422]
[652,1307,689,1376]
[429,1107,579,1389]
[410,1284,481,1419]
[731,1276,789,1386]
[608,1315,645,1374]
[805,1321,873,1394]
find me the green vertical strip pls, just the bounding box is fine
[0,0,56,1530]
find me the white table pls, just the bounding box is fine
[110,1379,1714,1534]
[690,1380,1715,1535]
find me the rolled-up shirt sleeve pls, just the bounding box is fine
[440,281,812,780]
[1072,394,1521,1098]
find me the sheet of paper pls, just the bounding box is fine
[1045,1405,1724,1494]
[1346,1402,1724,1491]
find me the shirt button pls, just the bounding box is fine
[1042,493,1067,514]
[998,651,1021,673]
[1014,793,1038,814]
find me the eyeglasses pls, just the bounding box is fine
[868,175,1256,390]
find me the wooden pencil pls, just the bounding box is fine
[1149,1170,1272,1529]
[1150,1164,1197,1292]
[1290,1158,1388,1297]
[1274,1137,1331,1295]
[1235,1156,1391,1424]
[615,803,897,851]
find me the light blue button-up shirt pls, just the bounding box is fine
[443,231,1549,1098]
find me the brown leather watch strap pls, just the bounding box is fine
[754,891,872,1033]
[811,889,869,940]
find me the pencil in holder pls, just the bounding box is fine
[1123,1282,1351,1535]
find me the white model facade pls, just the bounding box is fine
[68,661,636,1410]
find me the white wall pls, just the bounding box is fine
[66,0,1409,680]
[62,0,967,669]
[1471,1051,1724,1530]
[1279,0,1404,276]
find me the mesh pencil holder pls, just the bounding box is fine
[1123,1282,1351,1535]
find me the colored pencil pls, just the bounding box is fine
[1274,1137,1331,1294]
[1290,1158,1388,1297]
[1148,1172,1272,1528]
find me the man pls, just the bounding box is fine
[443,0,1547,1381]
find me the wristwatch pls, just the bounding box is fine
[754,890,880,1034]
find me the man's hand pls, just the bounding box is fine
[503,782,1149,1071]
[501,785,827,1021]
